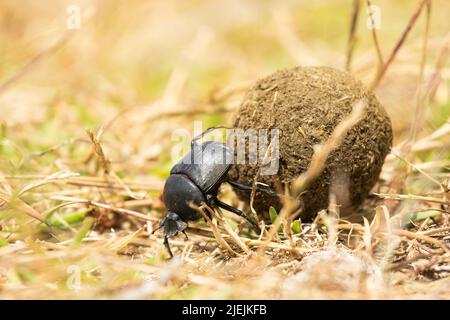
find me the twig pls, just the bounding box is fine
[370,0,430,89]
[346,0,361,71]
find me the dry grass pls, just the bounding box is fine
[0,0,449,299]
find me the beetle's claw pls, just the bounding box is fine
[182,230,189,241]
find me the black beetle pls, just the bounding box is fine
[153,126,275,257]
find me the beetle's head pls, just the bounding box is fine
[153,211,188,257]
[159,211,188,238]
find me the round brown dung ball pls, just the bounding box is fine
[228,66,393,222]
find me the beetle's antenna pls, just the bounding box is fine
[191,126,231,149]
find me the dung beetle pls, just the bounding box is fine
[153,126,275,257]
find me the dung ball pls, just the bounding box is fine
[228,66,393,222]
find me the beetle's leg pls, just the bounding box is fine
[212,197,258,228]
[191,126,230,149]
[182,230,189,241]
[163,235,174,258]
[151,225,161,234]
[227,180,276,195]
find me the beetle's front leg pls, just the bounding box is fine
[209,195,259,228]
[227,180,276,195]
[163,235,174,258]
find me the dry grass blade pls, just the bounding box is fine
[410,118,450,152]
[215,207,251,254]
[374,193,450,205]
[190,203,239,257]
[250,139,276,226]
[398,0,432,159]
[17,171,79,196]
[394,229,443,247]
[373,205,392,234]
[257,199,297,255]
[0,191,49,225]
[0,33,70,96]
[362,217,372,256]
[86,129,146,199]
[292,100,365,195]
[3,173,162,202]
[0,171,51,226]
[336,223,446,249]
[110,227,146,251]
[86,129,111,174]
[50,195,155,221]
[366,0,384,68]
[427,31,450,101]
[419,0,431,82]
[0,171,13,195]
[391,153,443,191]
